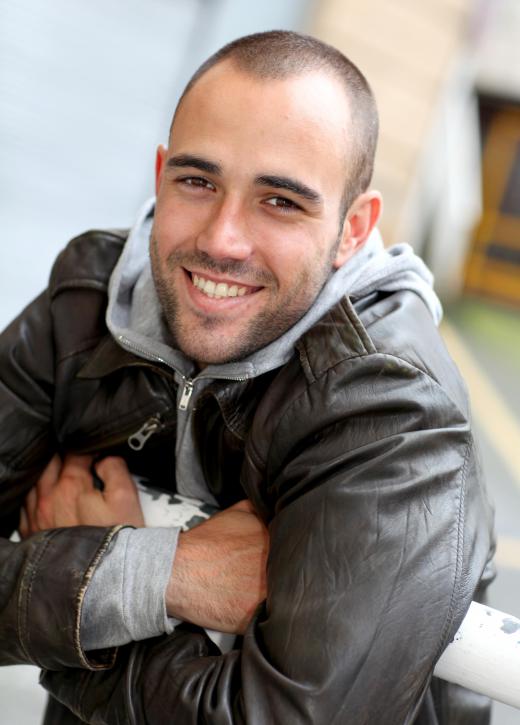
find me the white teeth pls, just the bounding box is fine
[192,273,249,299]
[204,279,216,297]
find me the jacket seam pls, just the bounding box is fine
[51,279,109,298]
[55,335,108,364]
[49,230,127,298]
[312,351,469,421]
[296,297,375,383]
[19,530,60,667]
[340,296,377,354]
[432,439,470,664]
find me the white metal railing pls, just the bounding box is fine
[434,601,520,708]
[137,485,520,709]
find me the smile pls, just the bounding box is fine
[191,273,256,299]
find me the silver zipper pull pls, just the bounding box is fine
[178,379,194,411]
[128,416,162,451]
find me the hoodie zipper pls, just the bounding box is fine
[178,373,252,412]
[178,379,194,410]
[118,334,254,415]
[117,335,171,368]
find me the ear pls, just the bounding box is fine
[155,145,167,196]
[333,190,382,268]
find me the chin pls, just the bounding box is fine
[175,334,225,365]
[177,331,255,367]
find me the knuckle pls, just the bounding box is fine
[108,488,125,505]
[101,455,125,468]
[96,456,123,477]
[59,472,81,490]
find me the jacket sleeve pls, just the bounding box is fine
[0,525,124,670]
[0,290,56,537]
[38,353,494,725]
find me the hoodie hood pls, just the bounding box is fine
[107,197,441,382]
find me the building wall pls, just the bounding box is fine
[310,0,483,298]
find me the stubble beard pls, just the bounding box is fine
[150,235,339,365]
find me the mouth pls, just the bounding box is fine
[186,269,263,299]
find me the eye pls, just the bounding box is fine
[178,176,216,191]
[264,196,301,212]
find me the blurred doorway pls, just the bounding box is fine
[465,100,520,307]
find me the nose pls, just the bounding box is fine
[195,196,253,261]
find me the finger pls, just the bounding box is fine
[59,454,96,492]
[36,454,62,498]
[95,457,144,527]
[61,453,95,476]
[95,457,135,495]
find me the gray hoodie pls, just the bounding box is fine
[81,197,442,650]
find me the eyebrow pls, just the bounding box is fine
[166,154,222,175]
[166,155,322,205]
[255,174,322,205]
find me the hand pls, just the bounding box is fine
[166,499,269,634]
[19,454,145,536]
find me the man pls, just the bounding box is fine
[0,30,494,724]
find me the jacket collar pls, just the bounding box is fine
[76,335,174,379]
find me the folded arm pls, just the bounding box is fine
[20,453,269,642]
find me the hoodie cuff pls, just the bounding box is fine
[80,526,180,651]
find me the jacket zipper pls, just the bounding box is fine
[127,415,164,450]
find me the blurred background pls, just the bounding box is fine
[1,0,519,722]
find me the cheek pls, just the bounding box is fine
[267,232,332,288]
[154,203,201,250]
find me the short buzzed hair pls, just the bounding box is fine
[173,30,379,215]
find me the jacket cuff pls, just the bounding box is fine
[18,525,129,670]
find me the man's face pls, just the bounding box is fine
[151,61,358,366]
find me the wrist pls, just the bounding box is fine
[166,531,208,624]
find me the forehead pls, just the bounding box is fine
[169,61,351,197]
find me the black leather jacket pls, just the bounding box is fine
[0,230,495,724]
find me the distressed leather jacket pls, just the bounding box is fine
[0,230,495,724]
